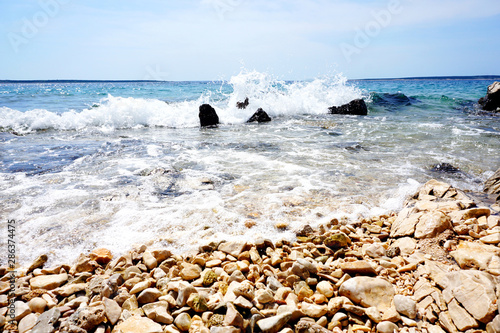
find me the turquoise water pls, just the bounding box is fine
[1,71,499,265]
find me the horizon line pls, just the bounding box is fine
[1,75,500,84]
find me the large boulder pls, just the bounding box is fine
[247,108,271,123]
[328,99,368,115]
[484,168,500,195]
[199,104,219,127]
[478,81,500,111]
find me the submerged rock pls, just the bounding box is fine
[247,108,271,123]
[371,92,418,107]
[199,104,219,127]
[328,99,368,115]
[430,163,461,174]
[478,81,500,111]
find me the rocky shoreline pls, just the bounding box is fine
[1,179,500,333]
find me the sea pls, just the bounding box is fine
[1,71,499,266]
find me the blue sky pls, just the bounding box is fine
[1,0,500,80]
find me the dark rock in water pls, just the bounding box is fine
[371,92,417,107]
[333,142,366,152]
[247,108,271,123]
[430,163,461,174]
[484,168,500,195]
[328,99,368,115]
[478,81,500,111]
[236,97,249,109]
[199,104,219,127]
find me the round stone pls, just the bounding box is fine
[28,297,47,314]
[316,281,334,298]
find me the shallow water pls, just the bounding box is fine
[1,71,499,266]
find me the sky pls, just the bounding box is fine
[1,0,500,81]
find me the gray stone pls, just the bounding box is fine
[257,311,292,333]
[31,307,60,333]
[339,277,395,311]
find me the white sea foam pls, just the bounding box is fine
[0,71,363,133]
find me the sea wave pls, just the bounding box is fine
[0,71,363,133]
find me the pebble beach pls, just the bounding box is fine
[2,178,500,333]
